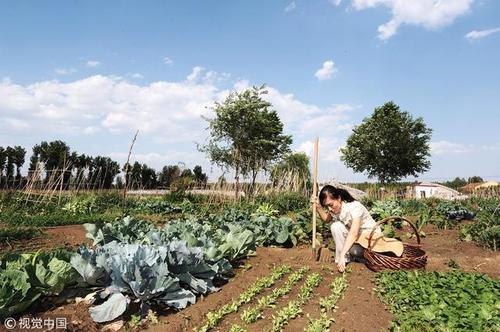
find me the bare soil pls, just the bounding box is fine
[5,222,499,332]
[0,224,89,254]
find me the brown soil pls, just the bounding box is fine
[0,224,89,254]
[0,302,99,332]
[421,224,500,277]
[5,222,499,332]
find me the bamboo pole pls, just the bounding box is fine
[311,137,319,259]
[123,130,139,199]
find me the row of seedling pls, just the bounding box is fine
[269,272,324,332]
[194,264,292,332]
[240,266,310,324]
[304,271,350,332]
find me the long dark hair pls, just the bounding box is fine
[319,185,356,206]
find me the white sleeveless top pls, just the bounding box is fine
[338,201,377,232]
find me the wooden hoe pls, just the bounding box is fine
[311,137,332,262]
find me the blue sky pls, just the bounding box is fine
[0,0,499,182]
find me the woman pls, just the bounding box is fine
[313,185,379,272]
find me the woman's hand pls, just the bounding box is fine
[337,255,346,272]
[310,196,319,206]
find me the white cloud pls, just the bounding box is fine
[86,60,101,68]
[163,57,173,65]
[4,117,30,130]
[129,73,144,79]
[0,68,360,180]
[465,27,500,40]
[350,0,474,40]
[329,0,342,6]
[315,60,337,81]
[430,140,472,155]
[284,1,296,12]
[54,68,77,75]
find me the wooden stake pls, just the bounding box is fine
[123,130,139,199]
[312,137,319,259]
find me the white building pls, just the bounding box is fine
[407,182,464,200]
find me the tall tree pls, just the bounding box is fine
[158,165,181,188]
[270,152,311,193]
[31,140,71,184]
[341,101,432,184]
[5,146,15,180]
[199,86,292,196]
[0,147,5,178]
[140,164,157,189]
[468,176,483,184]
[193,165,208,188]
[92,156,120,189]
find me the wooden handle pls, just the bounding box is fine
[312,137,319,251]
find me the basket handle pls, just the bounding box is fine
[367,216,421,250]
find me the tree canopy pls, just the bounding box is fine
[199,86,292,196]
[341,101,432,184]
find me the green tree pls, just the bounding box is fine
[199,86,292,196]
[12,146,26,180]
[5,146,15,180]
[140,164,157,189]
[270,152,311,193]
[193,165,208,188]
[91,156,120,189]
[341,101,432,184]
[30,140,71,184]
[467,176,483,183]
[158,165,181,188]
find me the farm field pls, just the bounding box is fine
[1,191,499,331]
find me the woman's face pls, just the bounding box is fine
[323,194,342,215]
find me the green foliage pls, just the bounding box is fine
[62,195,98,214]
[132,199,182,214]
[460,208,499,250]
[318,272,349,312]
[304,313,335,332]
[254,191,308,214]
[195,265,291,332]
[199,85,292,195]
[370,200,403,221]
[341,101,432,183]
[269,272,323,332]
[0,227,43,244]
[376,270,500,331]
[240,266,309,324]
[0,249,78,319]
[270,152,311,193]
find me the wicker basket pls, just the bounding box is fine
[363,216,427,272]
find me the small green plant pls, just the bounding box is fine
[304,313,335,332]
[195,265,291,332]
[240,266,309,324]
[376,270,500,331]
[269,272,323,332]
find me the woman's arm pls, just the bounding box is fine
[337,217,361,272]
[317,204,332,223]
[310,196,333,223]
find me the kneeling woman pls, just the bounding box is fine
[315,185,379,272]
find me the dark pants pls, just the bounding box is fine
[348,244,366,263]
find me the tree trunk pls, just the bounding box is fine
[235,163,240,199]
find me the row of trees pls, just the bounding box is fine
[0,146,27,187]
[122,163,208,190]
[0,140,209,191]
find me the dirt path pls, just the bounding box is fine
[0,224,89,253]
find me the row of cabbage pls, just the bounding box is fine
[1,209,311,322]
